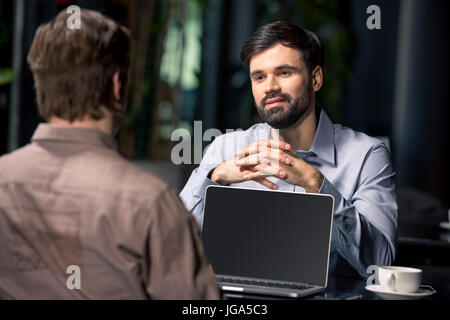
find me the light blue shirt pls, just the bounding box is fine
[180,109,397,278]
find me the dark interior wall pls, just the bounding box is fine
[335,0,449,207]
[392,0,449,207]
[344,0,400,137]
[19,1,58,148]
[199,0,224,131]
[200,0,258,132]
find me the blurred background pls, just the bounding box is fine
[0,0,449,267]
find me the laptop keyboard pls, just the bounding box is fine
[218,276,313,290]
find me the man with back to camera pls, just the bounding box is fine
[0,8,221,299]
[180,21,398,279]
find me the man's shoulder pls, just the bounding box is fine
[333,123,386,151]
[88,153,171,197]
[0,144,34,178]
[0,143,170,198]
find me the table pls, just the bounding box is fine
[224,220,450,300]
[225,265,450,300]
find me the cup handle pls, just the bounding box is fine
[388,273,397,292]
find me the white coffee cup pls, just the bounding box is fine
[377,266,422,293]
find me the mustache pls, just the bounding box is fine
[260,92,293,107]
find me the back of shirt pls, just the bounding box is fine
[0,125,221,299]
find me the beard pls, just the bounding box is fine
[256,83,313,129]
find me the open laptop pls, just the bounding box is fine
[201,185,334,298]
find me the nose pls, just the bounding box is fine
[264,75,281,95]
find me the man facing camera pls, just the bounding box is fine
[0,9,221,299]
[180,21,397,279]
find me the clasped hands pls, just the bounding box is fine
[210,139,324,193]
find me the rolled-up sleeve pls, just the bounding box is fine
[319,143,397,278]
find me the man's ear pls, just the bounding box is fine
[311,66,323,92]
[113,71,121,101]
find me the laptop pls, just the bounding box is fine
[201,185,334,298]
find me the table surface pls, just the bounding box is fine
[225,265,450,300]
[225,221,450,300]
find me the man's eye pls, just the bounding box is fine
[280,70,291,76]
[253,75,264,81]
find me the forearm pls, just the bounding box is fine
[303,168,324,193]
[331,209,396,278]
[209,165,228,186]
[320,177,397,278]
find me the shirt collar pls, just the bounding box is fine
[31,123,118,151]
[309,108,336,166]
[266,108,336,166]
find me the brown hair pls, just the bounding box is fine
[27,8,130,122]
[240,21,324,74]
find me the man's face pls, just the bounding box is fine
[249,43,313,129]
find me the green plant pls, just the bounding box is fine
[0,68,14,86]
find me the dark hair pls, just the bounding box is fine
[27,8,130,122]
[240,21,324,74]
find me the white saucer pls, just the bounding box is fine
[365,285,436,300]
[439,221,450,230]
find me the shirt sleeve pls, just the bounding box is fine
[143,186,222,299]
[319,143,398,278]
[179,135,226,228]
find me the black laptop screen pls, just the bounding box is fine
[201,186,334,287]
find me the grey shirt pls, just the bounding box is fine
[180,109,398,278]
[0,124,221,299]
